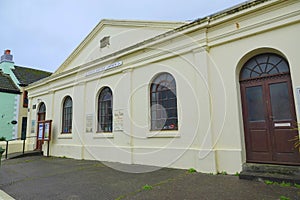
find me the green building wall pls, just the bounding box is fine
[0,92,18,140]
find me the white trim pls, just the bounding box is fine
[147,131,180,138]
[93,133,114,138]
[57,134,73,139]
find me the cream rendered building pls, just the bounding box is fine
[26,0,300,174]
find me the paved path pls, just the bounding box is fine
[0,156,299,200]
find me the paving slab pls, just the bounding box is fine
[0,156,299,200]
[0,190,14,200]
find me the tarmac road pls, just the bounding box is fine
[0,156,299,200]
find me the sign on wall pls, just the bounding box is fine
[114,109,124,131]
[31,120,36,133]
[86,114,94,133]
[86,61,123,76]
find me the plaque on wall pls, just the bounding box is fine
[114,109,124,131]
[86,114,94,133]
[31,120,36,133]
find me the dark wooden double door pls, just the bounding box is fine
[241,74,300,165]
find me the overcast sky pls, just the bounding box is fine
[0,0,246,72]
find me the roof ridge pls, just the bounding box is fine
[14,65,52,74]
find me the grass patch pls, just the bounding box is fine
[142,184,153,190]
[218,171,227,175]
[279,182,291,187]
[115,195,125,200]
[264,180,274,185]
[279,195,290,200]
[187,168,197,173]
[264,180,298,188]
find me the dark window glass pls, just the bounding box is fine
[150,73,178,130]
[62,96,72,133]
[246,86,265,122]
[23,91,28,108]
[98,87,113,132]
[38,103,46,113]
[269,82,292,120]
[240,53,289,80]
[21,117,27,140]
[38,103,46,121]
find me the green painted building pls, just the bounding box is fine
[0,50,51,140]
[0,71,20,140]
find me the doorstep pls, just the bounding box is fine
[239,163,300,184]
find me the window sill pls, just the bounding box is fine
[93,133,114,138]
[147,131,180,138]
[58,134,73,139]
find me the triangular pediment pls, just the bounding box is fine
[54,19,186,74]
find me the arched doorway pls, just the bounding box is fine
[36,102,46,150]
[240,53,300,165]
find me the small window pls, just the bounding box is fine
[38,102,46,121]
[100,36,110,48]
[62,96,72,133]
[23,91,28,108]
[97,87,113,132]
[150,73,178,131]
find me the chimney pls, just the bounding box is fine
[0,49,14,63]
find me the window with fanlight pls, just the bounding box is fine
[240,53,289,81]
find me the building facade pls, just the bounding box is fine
[0,50,51,140]
[26,0,300,173]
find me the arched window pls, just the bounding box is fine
[62,96,72,133]
[240,53,289,81]
[98,87,113,132]
[150,73,178,130]
[38,102,46,121]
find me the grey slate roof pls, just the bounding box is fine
[0,71,20,94]
[12,66,52,86]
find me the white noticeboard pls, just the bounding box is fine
[114,109,124,131]
[86,114,94,133]
[31,120,36,133]
[38,123,44,139]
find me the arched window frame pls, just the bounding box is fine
[97,87,113,133]
[150,72,178,131]
[240,53,290,81]
[62,96,72,134]
[37,102,46,121]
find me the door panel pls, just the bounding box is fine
[269,82,292,121]
[241,81,272,162]
[267,77,300,164]
[241,74,300,165]
[250,130,269,152]
[245,86,265,122]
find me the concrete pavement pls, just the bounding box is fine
[0,156,299,200]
